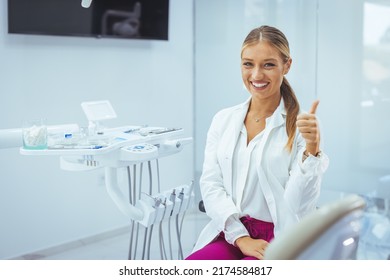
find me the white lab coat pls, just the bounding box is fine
[192,97,329,252]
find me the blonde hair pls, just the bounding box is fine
[242,25,300,152]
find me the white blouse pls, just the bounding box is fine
[224,124,272,245]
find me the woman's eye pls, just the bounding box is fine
[242,62,253,67]
[264,63,275,68]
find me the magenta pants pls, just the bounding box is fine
[185,216,274,260]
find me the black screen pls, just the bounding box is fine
[8,0,169,40]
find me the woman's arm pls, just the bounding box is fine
[284,105,329,218]
[199,113,241,231]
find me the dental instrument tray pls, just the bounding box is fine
[20,126,184,156]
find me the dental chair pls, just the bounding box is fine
[264,194,366,260]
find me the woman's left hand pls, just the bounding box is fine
[235,236,269,260]
[296,100,320,155]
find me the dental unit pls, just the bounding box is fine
[0,100,194,260]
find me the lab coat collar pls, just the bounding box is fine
[268,97,286,128]
[241,96,287,127]
[228,96,287,160]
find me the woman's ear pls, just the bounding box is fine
[284,58,292,75]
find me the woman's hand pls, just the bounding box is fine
[235,236,270,260]
[296,100,321,155]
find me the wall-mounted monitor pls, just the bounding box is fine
[8,0,169,40]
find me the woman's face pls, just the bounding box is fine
[241,41,291,101]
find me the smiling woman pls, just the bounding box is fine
[186,25,329,260]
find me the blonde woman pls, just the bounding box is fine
[186,25,329,260]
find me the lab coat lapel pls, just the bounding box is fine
[222,99,250,196]
[259,102,286,154]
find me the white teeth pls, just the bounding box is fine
[252,82,267,88]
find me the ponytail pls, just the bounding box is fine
[281,77,300,152]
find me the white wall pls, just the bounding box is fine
[0,0,195,259]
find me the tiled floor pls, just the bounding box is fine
[41,231,131,260]
[13,212,208,260]
[40,231,196,260]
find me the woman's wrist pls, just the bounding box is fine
[302,149,322,162]
[234,235,250,248]
[305,143,319,155]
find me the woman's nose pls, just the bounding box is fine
[252,66,264,79]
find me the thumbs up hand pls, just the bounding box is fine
[296,100,320,156]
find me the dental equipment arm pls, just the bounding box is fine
[105,167,144,221]
[0,128,22,149]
